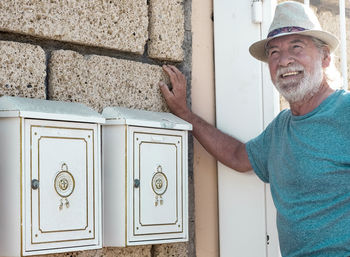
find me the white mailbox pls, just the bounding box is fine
[102,107,192,246]
[0,96,104,257]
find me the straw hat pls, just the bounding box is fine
[249,1,339,62]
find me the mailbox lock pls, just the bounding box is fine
[31,179,40,190]
[134,179,140,188]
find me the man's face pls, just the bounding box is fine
[267,35,326,103]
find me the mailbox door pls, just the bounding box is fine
[128,126,187,243]
[23,119,100,253]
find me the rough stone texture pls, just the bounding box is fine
[318,10,350,90]
[103,246,152,257]
[148,0,185,62]
[313,3,350,91]
[44,245,152,257]
[153,242,188,257]
[44,249,104,257]
[0,0,148,54]
[48,50,170,112]
[0,0,191,256]
[0,40,46,98]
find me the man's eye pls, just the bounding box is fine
[269,50,278,56]
[293,45,302,49]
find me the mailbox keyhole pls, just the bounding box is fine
[134,179,140,188]
[31,179,39,190]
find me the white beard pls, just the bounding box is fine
[274,57,323,103]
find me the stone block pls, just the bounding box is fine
[0,0,148,54]
[148,0,185,61]
[103,246,152,257]
[153,242,188,257]
[0,40,46,98]
[43,245,152,257]
[48,50,170,112]
[43,249,104,257]
[316,10,350,90]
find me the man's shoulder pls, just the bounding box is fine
[272,109,290,124]
[334,89,350,107]
[261,109,290,136]
[337,89,350,99]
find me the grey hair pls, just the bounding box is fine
[310,37,328,50]
[310,37,343,89]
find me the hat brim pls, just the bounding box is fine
[249,30,339,62]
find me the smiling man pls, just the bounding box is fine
[159,1,350,256]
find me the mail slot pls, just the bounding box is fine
[0,96,104,256]
[102,107,192,246]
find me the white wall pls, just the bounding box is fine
[213,0,280,256]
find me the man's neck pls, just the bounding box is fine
[289,82,335,116]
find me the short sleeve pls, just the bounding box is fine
[246,120,278,183]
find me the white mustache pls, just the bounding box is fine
[276,64,305,78]
[274,57,323,103]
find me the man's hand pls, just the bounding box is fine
[159,65,190,120]
[159,64,251,172]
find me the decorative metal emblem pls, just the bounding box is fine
[151,165,168,206]
[54,163,75,210]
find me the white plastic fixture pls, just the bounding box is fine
[102,106,192,246]
[0,96,104,257]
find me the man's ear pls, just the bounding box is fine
[322,47,331,68]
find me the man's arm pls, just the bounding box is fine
[159,65,252,172]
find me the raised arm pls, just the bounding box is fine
[159,65,252,172]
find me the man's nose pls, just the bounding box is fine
[278,50,295,67]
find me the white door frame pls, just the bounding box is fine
[213,0,280,256]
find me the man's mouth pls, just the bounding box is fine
[280,71,302,78]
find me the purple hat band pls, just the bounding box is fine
[267,26,306,38]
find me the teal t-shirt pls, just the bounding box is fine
[246,90,350,257]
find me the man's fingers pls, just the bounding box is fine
[167,65,184,82]
[167,65,179,74]
[162,65,179,88]
[162,65,186,95]
[159,66,188,117]
[171,65,184,80]
[163,65,182,83]
[159,81,174,99]
[162,65,176,78]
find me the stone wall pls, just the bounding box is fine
[0,0,194,257]
[314,0,350,89]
